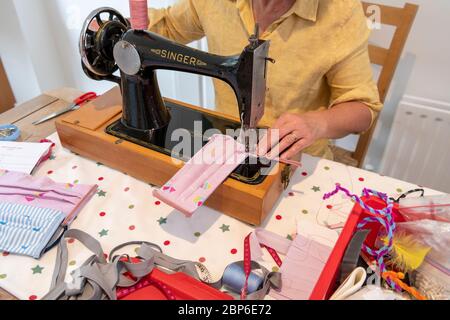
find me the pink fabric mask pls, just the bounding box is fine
[153,134,248,217]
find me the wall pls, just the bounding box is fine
[361,0,450,171]
[0,0,41,103]
[13,0,68,93]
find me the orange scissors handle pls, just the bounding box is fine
[73,92,98,106]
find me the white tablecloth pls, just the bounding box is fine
[0,133,441,300]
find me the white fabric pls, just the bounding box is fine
[330,267,367,300]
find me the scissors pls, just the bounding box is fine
[33,92,98,125]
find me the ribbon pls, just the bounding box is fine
[323,184,400,290]
[240,229,290,299]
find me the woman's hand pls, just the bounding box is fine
[257,111,328,160]
[256,102,373,160]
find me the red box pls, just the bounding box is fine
[310,196,402,300]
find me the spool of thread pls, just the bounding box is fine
[129,0,149,30]
[222,262,264,295]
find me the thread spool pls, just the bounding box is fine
[222,262,264,295]
[129,0,149,30]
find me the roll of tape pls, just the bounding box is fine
[0,124,20,141]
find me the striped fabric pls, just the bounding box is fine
[0,202,65,259]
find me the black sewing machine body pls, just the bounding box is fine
[79,7,274,185]
[115,30,269,132]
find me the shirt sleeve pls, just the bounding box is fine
[326,1,383,128]
[147,0,205,44]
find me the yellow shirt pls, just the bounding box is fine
[148,0,383,159]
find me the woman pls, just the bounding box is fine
[146,0,382,160]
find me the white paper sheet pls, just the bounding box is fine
[0,141,51,174]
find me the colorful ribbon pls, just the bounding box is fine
[241,231,285,300]
[323,184,400,290]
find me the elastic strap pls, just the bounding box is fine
[44,230,220,300]
[390,188,425,203]
[43,225,68,255]
[44,229,115,300]
[109,242,160,288]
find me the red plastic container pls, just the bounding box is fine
[310,196,402,300]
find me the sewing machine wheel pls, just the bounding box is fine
[79,7,130,77]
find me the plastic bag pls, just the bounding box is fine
[397,194,450,253]
[397,194,450,299]
[399,194,450,223]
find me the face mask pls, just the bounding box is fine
[0,202,65,259]
[0,170,97,226]
[154,134,247,217]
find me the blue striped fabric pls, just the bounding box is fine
[0,202,65,259]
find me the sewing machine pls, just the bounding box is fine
[56,7,295,225]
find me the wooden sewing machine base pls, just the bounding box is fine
[55,87,295,225]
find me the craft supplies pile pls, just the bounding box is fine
[1,135,448,301]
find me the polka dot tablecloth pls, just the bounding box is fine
[0,134,442,300]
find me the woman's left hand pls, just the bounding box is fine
[256,111,327,160]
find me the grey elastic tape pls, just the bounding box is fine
[44,230,118,300]
[43,229,279,300]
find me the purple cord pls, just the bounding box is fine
[324,184,400,291]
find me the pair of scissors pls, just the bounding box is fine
[33,92,98,125]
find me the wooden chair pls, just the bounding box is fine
[0,58,16,113]
[331,2,419,168]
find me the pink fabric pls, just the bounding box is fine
[249,227,335,300]
[129,0,149,30]
[153,135,248,217]
[0,170,97,226]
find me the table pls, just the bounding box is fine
[0,90,442,300]
[0,88,83,143]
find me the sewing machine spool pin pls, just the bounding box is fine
[249,24,260,49]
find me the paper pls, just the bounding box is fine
[0,141,51,174]
[269,221,339,300]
